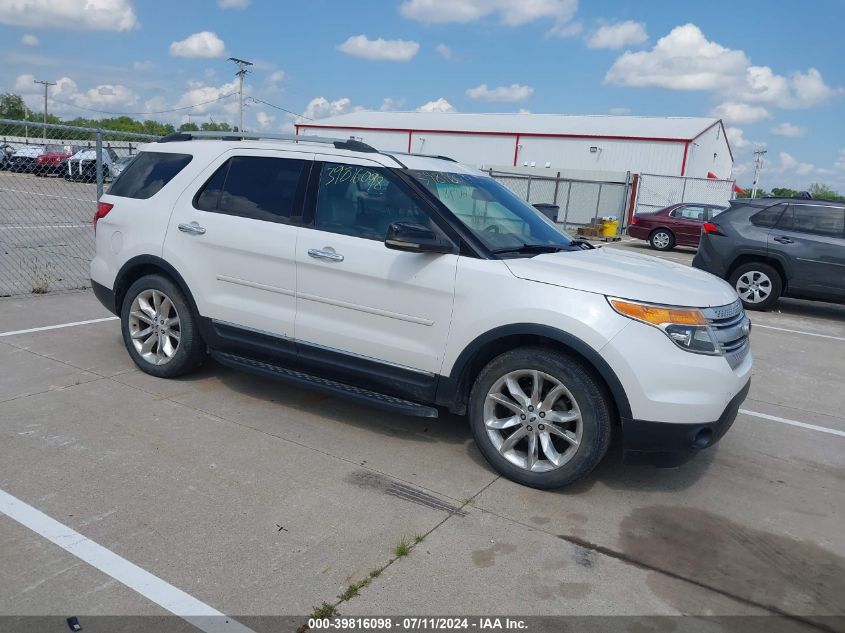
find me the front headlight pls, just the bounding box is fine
[608,297,720,355]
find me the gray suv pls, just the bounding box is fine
[693,198,845,310]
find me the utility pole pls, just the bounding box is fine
[227,57,253,132]
[750,149,767,199]
[33,79,56,141]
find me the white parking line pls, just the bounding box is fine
[740,409,845,437]
[751,323,845,342]
[0,317,118,338]
[0,488,255,633]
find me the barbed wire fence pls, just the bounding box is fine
[0,118,158,296]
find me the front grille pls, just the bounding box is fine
[703,300,750,369]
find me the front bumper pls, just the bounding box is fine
[622,379,750,466]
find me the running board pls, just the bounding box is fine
[211,351,439,418]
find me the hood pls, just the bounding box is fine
[504,247,737,308]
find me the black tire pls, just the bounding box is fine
[729,262,782,311]
[120,274,206,378]
[649,228,675,251]
[468,347,612,489]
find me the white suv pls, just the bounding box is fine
[91,132,752,489]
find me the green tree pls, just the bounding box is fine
[808,183,845,202]
[770,187,798,198]
[200,121,232,132]
[0,93,28,120]
[179,122,199,132]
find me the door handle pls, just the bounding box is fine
[178,221,206,235]
[308,247,344,263]
[773,236,794,244]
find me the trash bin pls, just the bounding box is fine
[532,203,560,222]
[600,216,619,237]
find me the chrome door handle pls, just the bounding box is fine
[178,221,206,235]
[307,247,344,262]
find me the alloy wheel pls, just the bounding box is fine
[652,231,671,249]
[483,370,582,472]
[128,289,181,365]
[736,271,772,304]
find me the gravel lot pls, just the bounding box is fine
[0,232,843,632]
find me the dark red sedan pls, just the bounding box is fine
[627,203,726,251]
[35,145,79,176]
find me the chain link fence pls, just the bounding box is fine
[634,173,736,215]
[488,169,631,233]
[0,119,157,296]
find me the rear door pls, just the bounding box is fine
[164,148,313,341]
[768,203,845,299]
[669,204,707,245]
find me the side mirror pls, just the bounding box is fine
[385,222,455,254]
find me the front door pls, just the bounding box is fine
[164,148,312,341]
[294,157,458,382]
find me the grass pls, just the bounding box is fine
[368,568,382,579]
[338,578,369,602]
[413,533,425,544]
[311,602,338,618]
[393,536,411,558]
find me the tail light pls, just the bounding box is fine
[631,216,639,225]
[702,222,724,236]
[93,201,113,232]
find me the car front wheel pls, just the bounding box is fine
[468,347,612,489]
[120,274,206,378]
[730,262,782,311]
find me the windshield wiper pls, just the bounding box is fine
[569,239,595,250]
[491,243,572,255]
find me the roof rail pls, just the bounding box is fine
[388,151,458,163]
[157,130,378,153]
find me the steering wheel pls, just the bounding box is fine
[484,224,500,234]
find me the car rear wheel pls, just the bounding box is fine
[120,274,206,378]
[649,229,675,251]
[468,347,612,489]
[730,262,782,311]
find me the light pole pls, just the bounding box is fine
[228,57,253,132]
[33,79,56,141]
[750,149,767,199]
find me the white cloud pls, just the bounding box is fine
[21,33,39,46]
[710,101,771,125]
[0,0,138,31]
[587,20,647,50]
[337,35,419,62]
[466,83,534,102]
[302,97,362,120]
[435,43,453,59]
[417,97,455,113]
[132,60,154,71]
[605,23,841,112]
[170,32,226,59]
[770,122,805,138]
[835,149,845,171]
[776,152,814,176]
[725,126,750,150]
[256,111,274,128]
[15,72,138,114]
[266,70,285,86]
[400,0,578,36]
[218,0,250,7]
[176,78,240,118]
[608,107,630,115]
[380,97,405,111]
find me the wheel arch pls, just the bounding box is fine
[113,255,200,319]
[727,253,789,290]
[437,324,631,421]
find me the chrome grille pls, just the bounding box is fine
[703,300,751,369]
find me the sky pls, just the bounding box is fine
[1,0,843,190]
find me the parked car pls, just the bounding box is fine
[7,145,45,173]
[693,198,845,310]
[0,143,14,169]
[35,144,79,176]
[91,133,751,489]
[65,147,118,182]
[628,203,727,251]
[108,155,135,180]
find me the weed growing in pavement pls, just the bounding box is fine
[394,536,411,557]
[311,602,338,618]
[413,533,425,544]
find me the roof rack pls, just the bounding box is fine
[157,131,379,153]
[388,151,458,163]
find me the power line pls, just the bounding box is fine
[49,92,237,117]
[247,96,311,121]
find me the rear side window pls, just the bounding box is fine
[789,205,845,237]
[750,204,786,228]
[194,156,306,223]
[109,152,192,199]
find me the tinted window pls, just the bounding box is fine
[750,204,786,228]
[314,163,432,240]
[109,151,193,199]
[790,205,845,237]
[671,205,706,221]
[194,156,305,223]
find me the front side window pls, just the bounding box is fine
[409,170,574,253]
[790,205,845,237]
[194,156,306,223]
[109,151,193,199]
[314,163,433,240]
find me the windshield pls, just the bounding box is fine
[409,170,575,253]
